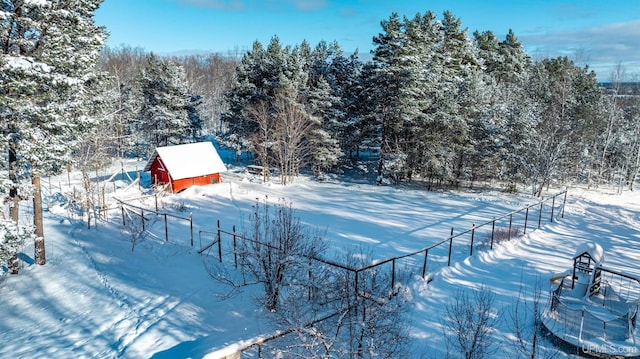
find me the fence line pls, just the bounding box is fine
[110,189,567,358]
[114,197,194,246]
[112,189,567,294]
[210,190,567,296]
[350,189,567,293]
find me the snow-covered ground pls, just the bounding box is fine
[1,158,639,358]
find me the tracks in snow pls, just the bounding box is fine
[70,224,183,358]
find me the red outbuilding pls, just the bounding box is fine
[144,142,227,193]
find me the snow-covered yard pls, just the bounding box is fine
[1,159,639,358]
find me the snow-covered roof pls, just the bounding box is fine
[573,242,605,266]
[144,142,227,180]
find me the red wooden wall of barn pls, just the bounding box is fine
[171,173,221,193]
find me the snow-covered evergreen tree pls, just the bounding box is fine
[328,49,364,162]
[525,57,601,195]
[0,0,107,265]
[138,54,194,152]
[299,40,343,175]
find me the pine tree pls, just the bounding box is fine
[138,54,193,151]
[328,49,363,162]
[300,41,343,175]
[0,0,107,265]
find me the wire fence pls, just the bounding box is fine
[206,190,568,294]
[110,189,568,358]
[113,189,567,294]
[114,196,194,246]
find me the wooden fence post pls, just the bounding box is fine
[121,205,125,226]
[524,207,529,234]
[141,208,145,231]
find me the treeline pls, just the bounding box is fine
[216,10,640,194]
[95,10,640,193]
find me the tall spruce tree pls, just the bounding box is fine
[300,40,343,175]
[370,12,416,182]
[0,0,107,265]
[138,54,194,152]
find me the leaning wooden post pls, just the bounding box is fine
[524,207,529,234]
[141,208,145,231]
[469,224,475,256]
[121,205,126,226]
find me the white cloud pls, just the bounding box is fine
[520,20,640,79]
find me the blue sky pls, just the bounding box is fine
[94,0,640,81]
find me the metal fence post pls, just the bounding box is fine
[524,207,529,234]
[232,225,238,268]
[550,196,556,223]
[422,249,429,279]
[391,259,396,290]
[164,213,168,242]
[538,200,543,229]
[490,220,496,249]
[217,219,222,262]
[141,209,145,231]
[121,205,125,226]
[448,227,454,266]
[470,224,475,256]
[190,212,194,246]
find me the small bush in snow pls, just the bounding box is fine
[484,226,522,245]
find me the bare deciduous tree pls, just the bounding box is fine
[508,279,559,359]
[442,285,498,359]
[266,251,412,359]
[247,100,274,183]
[272,90,315,185]
[239,197,326,311]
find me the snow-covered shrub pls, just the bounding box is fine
[484,226,522,245]
[0,215,35,272]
